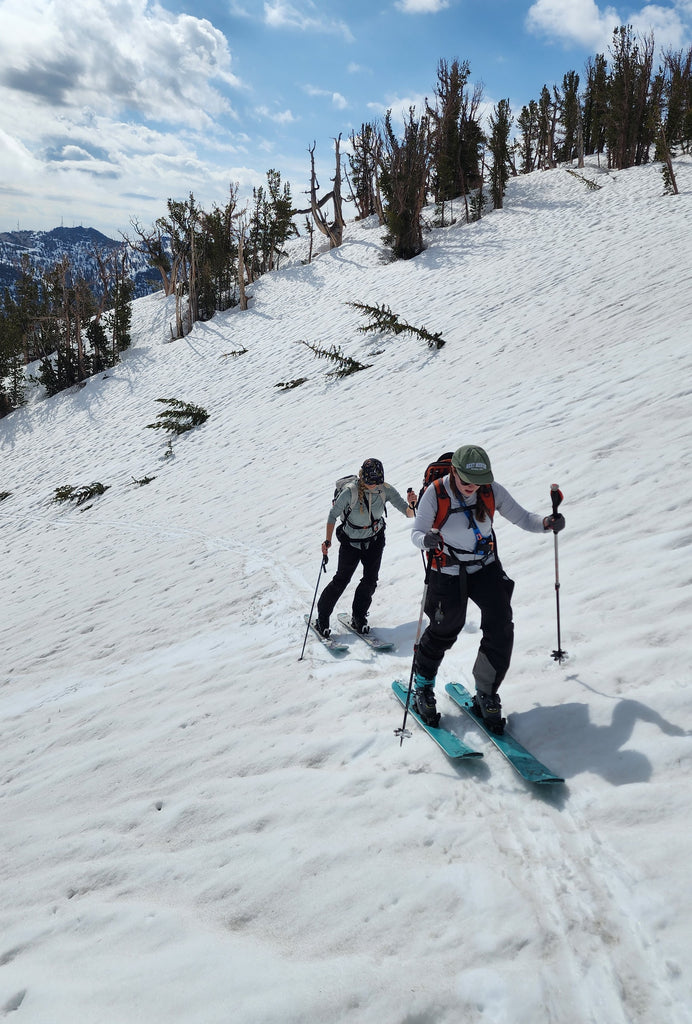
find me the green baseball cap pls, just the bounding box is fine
[451,445,494,484]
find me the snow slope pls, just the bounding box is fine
[2,157,692,1024]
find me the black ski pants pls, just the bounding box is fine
[415,560,515,693]
[317,530,385,624]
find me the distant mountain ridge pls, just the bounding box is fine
[0,226,160,300]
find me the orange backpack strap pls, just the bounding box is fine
[478,484,495,520]
[431,477,451,531]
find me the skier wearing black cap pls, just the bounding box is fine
[315,459,416,637]
[411,445,565,733]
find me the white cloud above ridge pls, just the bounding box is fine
[0,0,241,127]
[526,0,691,53]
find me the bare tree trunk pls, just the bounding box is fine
[294,138,345,249]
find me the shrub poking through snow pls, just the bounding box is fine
[300,341,371,379]
[146,398,209,435]
[53,482,110,505]
[348,301,445,350]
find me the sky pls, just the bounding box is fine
[2,154,692,1022]
[0,0,691,239]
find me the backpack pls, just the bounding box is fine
[332,474,386,535]
[418,452,496,567]
[417,452,454,505]
[333,474,358,504]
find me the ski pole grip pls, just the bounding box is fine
[550,483,563,517]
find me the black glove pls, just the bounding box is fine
[422,530,443,550]
[545,513,565,533]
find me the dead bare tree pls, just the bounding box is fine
[123,220,176,296]
[294,136,346,249]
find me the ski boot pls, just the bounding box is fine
[314,618,331,639]
[413,674,440,727]
[472,691,505,735]
[350,613,370,635]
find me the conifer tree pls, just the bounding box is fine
[536,85,558,168]
[662,47,692,153]
[379,107,431,260]
[517,100,539,173]
[607,26,657,169]
[582,55,609,160]
[488,99,513,209]
[557,71,582,164]
[426,59,483,222]
[346,122,384,222]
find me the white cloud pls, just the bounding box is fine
[526,0,621,50]
[526,0,691,52]
[0,0,241,127]
[0,0,262,233]
[263,1,354,41]
[395,0,451,12]
[628,4,689,49]
[304,85,349,110]
[255,105,298,123]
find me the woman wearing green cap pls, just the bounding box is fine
[315,458,416,637]
[410,445,565,732]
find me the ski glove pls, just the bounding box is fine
[422,530,444,550]
[544,513,565,533]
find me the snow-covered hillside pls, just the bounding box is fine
[2,158,692,1024]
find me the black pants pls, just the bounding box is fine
[317,531,385,623]
[415,560,515,693]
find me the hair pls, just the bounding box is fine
[475,487,492,522]
[451,470,491,522]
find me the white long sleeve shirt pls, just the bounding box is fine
[411,475,546,575]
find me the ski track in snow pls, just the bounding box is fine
[2,158,692,1023]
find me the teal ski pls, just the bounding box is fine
[392,681,482,760]
[337,613,395,651]
[445,683,564,785]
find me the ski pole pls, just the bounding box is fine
[549,483,567,664]
[395,545,435,745]
[299,553,329,661]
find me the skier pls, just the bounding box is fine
[315,458,416,637]
[411,444,565,732]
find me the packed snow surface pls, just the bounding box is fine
[2,158,692,1023]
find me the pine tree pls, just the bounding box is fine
[557,71,582,163]
[582,55,609,160]
[662,47,692,154]
[607,26,657,169]
[517,100,539,173]
[346,122,384,222]
[379,107,431,260]
[536,85,558,168]
[488,99,513,209]
[426,59,484,222]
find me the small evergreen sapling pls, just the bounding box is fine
[146,398,210,435]
[53,482,110,505]
[348,301,445,350]
[300,340,372,378]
